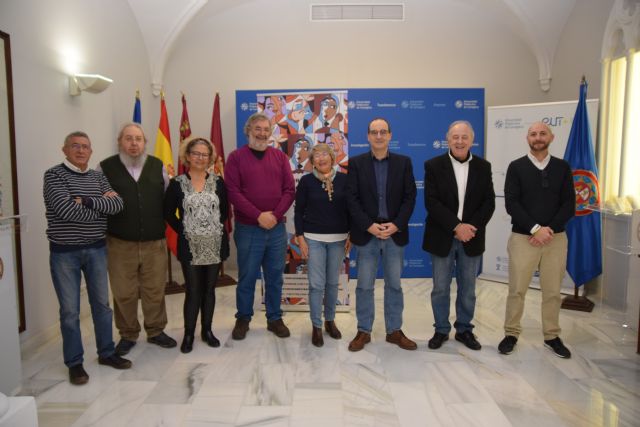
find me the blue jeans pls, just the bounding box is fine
[234,222,287,322]
[355,238,405,334]
[306,238,345,328]
[430,239,481,334]
[49,244,115,367]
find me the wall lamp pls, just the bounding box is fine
[69,73,113,96]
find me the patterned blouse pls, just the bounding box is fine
[176,174,224,265]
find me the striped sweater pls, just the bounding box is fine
[43,163,124,249]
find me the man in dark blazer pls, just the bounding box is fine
[423,120,495,351]
[347,117,417,352]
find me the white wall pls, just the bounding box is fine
[550,0,614,101]
[0,0,153,347]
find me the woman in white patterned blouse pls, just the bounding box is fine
[164,137,229,353]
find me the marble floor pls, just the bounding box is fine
[17,278,640,427]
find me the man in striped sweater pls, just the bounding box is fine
[44,131,132,385]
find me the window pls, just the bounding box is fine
[599,51,640,207]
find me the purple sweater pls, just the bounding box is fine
[224,145,295,225]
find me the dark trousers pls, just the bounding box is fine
[180,261,220,334]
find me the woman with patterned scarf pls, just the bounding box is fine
[294,143,351,347]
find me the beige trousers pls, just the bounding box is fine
[504,232,567,340]
[107,236,168,340]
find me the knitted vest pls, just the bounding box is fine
[100,155,165,241]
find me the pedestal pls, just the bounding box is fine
[0,216,24,395]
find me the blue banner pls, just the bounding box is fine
[563,82,602,286]
[236,88,485,277]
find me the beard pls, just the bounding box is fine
[119,151,147,167]
[528,140,550,152]
[248,135,269,151]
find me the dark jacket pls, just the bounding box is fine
[422,153,495,257]
[347,151,416,246]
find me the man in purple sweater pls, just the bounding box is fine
[225,112,296,340]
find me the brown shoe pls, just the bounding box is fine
[232,318,250,340]
[312,327,324,347]
[267,319,290,338]
[324,320,342,339]
[348,331,371,352]
[386,330,417,350]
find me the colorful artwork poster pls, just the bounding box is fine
[256,91,350,310]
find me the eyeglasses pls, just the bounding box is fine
[541,170,549,188]
[252,126,270,133]
[189,151,210,159]
[368,130,389,136]
[123,135,144,143]
[69,143,91,151]
[313,152,331,158]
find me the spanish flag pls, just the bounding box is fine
[154,91,178,257]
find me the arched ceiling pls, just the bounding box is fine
[127,0,578,95]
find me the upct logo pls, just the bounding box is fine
[541,116,568,127]
[240,102,249,111]
[494,120,504,129]
[455,100,463,109]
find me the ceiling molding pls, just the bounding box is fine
[501,0,576,92]
[602,0,640,59]
[127,0,581,94]
[127,0,208,96]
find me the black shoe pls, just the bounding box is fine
[324,321,342,339]
[115,339,136,356]
[232,318,250,340]
[147,332,177,348]
[98,354,132,369]
[312,327,324,347]
[498,336,518,355]
[544,337,571,359]
[428,332,449,350]
[68,364,89,385]
[267,319,290,338]
[455,330,481,350]
[201,331,220,348]
[180,335,194,353]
